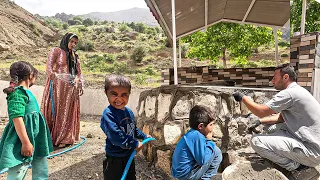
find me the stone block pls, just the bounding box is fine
[172,96,194,120]
[164,122,183,145]
[195,94,217,111]
[157,93,172,122]
[138,100,145,117]
[222,160,287,180]
[145,96,156,118]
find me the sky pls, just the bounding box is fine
[12,0,149,16]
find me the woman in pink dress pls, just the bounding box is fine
[41,32,84,147]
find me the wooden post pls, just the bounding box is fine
[312,35,320,103]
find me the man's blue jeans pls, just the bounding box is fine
[181,146,222,180]
[7,157,48,180]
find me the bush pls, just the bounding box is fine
[117,52,128,59]
[119,24,129,32]
[281,53,289,57]
[68,19,82,25]
[131,46,146,63]
[83,18,94,26]
[278,41,290,47]
[145,66,156,75]
[135,74,147,85]
[62,23,69,30]
[113,62,129,74]
[103,54,116,63]
[44,18,62,29]
[78,26,88,32]
[76,39,94,51]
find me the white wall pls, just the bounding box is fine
[0,80,144,117]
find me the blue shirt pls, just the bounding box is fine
[171,129,216,178]
[100,105,147,157]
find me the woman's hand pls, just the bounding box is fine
[21,142,34,157]
[50,72,56,80]
[79,88,84,96]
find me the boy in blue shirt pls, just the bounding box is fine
[100,74,149,180]
[172,105,222,180]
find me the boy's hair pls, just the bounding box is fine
[104,74,131,93]
[189,105,215,130]
[274,63,297,82]
[3,61,38,94]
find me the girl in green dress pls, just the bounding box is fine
[0,61,53,180]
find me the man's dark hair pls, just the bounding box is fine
[189,105,215,130]
[274,63,297,81]
[104,74,131,92]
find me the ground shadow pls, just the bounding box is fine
[49,153,174,180]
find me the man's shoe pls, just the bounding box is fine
[288,166,320,180]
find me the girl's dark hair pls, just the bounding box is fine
[3,61,38,94]
[104,74,131,93]
[189,105,215,130]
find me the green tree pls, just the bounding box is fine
[291,0,320,34]
[62,23,69,30]
[73,16,83,23]
[183,22,276,67]
[83,18,94,26]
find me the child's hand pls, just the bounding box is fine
[135,141,143,152]
[146,135,152,138]
[21,142,34,157]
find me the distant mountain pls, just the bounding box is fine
[82,8,158,26]
[53,7,158,26]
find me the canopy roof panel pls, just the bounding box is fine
[146,0,290,41]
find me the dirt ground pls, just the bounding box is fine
[0,116,173,180]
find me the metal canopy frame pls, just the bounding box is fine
[146,0,290,85]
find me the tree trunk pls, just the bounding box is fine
[222,47,227,67]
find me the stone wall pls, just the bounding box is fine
[136,85,278,176]
[290,32,319,91]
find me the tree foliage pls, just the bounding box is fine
[183,22,277,66]
[290,0,320,34]
[83,18,94,27]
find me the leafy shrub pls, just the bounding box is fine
[278,41,290,47]
[76,39,94,51]
[131,46,146,63]
[62,23,68,30]
[135,74,147,85]
[145,66,156,75]
[83,18,94,26]
[117,52,128,59]
[119,24,129,32]
[103,54,116,63]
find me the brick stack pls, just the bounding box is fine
[163,66,274,87]
[161,69,171,85]
[290,32,319,91]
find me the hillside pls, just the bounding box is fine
[0,0,57,52]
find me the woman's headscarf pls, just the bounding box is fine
[60,32,79,76]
